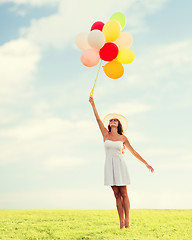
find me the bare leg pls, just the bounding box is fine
[121,196,124,218]
[111,186,125,228]
[119,186,130,228]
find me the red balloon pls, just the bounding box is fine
[91,21,105,31]
[99,43,119,61]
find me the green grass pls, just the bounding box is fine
[0,209,191,240]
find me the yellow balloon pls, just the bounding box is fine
[103,60,124,79]
[117,49,135,64]
[102,20,121,42]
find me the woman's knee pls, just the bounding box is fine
[119,187,128,198]
[112,186,121,199]
[114,191,121,199]
[120,191,128,198]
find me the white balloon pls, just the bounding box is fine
[75,32,91,50]
[88,30,106,49]
[113,32,133,51]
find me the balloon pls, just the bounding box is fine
[76,32,91,50]
[117,49,135,64]
[110,12,126,30]
[103,60,124,79]
[91,21,105,31]
[88,30,105,49]
[113,32,133,51]
[102,20,121,42]
[99,42,118,61]
[80,49,100,67]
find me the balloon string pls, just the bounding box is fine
[90,60,102,96]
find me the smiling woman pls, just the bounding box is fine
[0,0,191,216]
[89,95,154,229]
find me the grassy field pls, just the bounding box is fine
[0,209,191,240]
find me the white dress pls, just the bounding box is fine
[104,140,131,186]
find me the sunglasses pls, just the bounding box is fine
[109,118,118,122]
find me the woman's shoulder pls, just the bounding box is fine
[121,134,128,142]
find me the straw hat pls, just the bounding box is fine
[103,113,128,133]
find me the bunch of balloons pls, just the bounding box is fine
[76,12,135,79]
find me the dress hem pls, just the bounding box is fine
[104,183,131,186]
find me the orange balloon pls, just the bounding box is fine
[103,60,124,79]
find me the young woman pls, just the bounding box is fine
[89,96,154,229]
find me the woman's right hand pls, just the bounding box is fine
[89,96,95,106]
[146,163,154,173]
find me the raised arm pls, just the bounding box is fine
[123,135,154,173]
[89,96,108,138]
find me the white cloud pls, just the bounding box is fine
[157,161,192,169]
[141,148,192,169]
[150,40,192,70]
[94,38,192,98]
[0,108,21,124]
[125,130,150,143]
[143,147,185,156]
[43,156,88,169]
[31,100,55,119]
[0,113,151,167]
[104,101,153,116]
[9,5,27,16]
[0,0,61,6]
[0,117,99,166]
[140,0,168,13]
[18,0,169,49]
[0,118,71,140]
[126,39,192,88]
[0,38,41,101]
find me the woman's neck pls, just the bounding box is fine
[110,127,118,135]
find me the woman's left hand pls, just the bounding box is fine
[146,164,154,173]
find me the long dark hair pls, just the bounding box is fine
[107,119,124,135]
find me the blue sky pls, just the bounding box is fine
[0,0,192,209]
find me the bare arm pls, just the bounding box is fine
[123,135,154,173]
[89,96,108,138]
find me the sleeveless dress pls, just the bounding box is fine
[104,140,131,186]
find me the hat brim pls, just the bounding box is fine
[103,113,128,133]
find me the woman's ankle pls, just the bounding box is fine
[120,218,125,228]
[125,218,130,228]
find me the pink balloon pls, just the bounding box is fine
[80,49,100,67]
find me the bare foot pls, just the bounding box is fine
[125,218,130,228]
[120,219,125,229]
